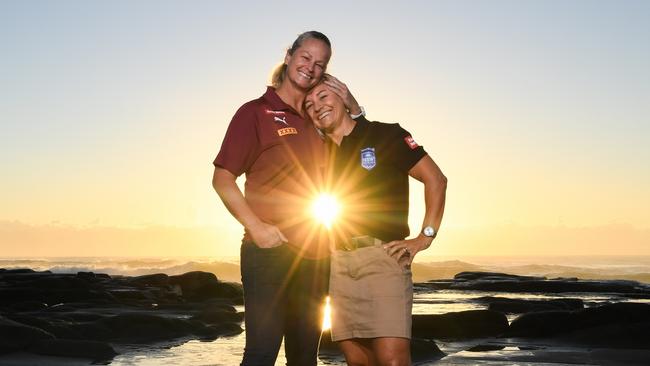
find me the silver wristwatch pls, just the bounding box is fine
[422,226,436,237]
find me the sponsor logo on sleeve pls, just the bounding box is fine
[360,147,376,170]
[404,136,419,149]
[265,109,286,115]
[277,127,298,136]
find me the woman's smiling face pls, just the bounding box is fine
[305,83,345,132]
[284,38,331,90]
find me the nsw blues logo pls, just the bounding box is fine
[360,147,376,170]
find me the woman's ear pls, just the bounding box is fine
[284,51,291,66]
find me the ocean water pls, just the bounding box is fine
[105,292,650,366]
[2,256,649,365]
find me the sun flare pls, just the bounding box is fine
[322,296,332,331]
[312,193,340,229]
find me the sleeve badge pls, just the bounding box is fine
[404,136,419,150]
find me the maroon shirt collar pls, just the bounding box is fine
[262,86,292,111]
[262,86,307,117]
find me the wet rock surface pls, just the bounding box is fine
[0,268,244,362]
[412,310,509,339]
[506,302,650,348]
[440,271,650,295]
[476,296,585,313]
[413,271,650,351]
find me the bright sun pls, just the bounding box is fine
[322,296,332,330]
[312,193,340,229]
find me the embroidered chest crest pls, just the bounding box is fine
[360,147,376,170]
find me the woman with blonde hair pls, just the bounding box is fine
[212,31,365,366]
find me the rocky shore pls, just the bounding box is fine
[2,269,650,364]
[323,271,650,364]
[0,268,244,362]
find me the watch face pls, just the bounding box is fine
[423,226,435,237]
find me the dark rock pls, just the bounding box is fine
[29,339,118,360]
[65,311,105,322]
[466,344,506,352]
[412,310,509,339]
[0,316,55,350]
[108,288,152,301]
[9,301,49,312]
[215,281,244,300]
[556,321,650,349]
[1,268,38,274]
[0,288,47,304]
[97,313,196,342]
[627,293,650,299]
[577,302,650,327]
[127,273,169,287]
[170,271,218,290]
[6,313,85,339]
[166,271,243,302]
[0,288,113,305]
[476,296,584,313]
[455,271,546,282]
[156,302,206,312]
[445,272,650,296]
[198,299,240,311]
[4,314,53,330]
[169,271,221,300]
[24,275,94,290]
[507,302,650,338]
[41,323,84,339]
[192,309,243,324]
[551,277,579,281]
[0,268,247,351]
[77,322,114,341]
[206,322,244,337]
[0,271,54,285]
[451,278,647,294]
[411,338,446,363]
[76,271,97,279]
[46,303,81,312]
[416,280,455,291]
[508,310,578,337]
[76,272,111,283]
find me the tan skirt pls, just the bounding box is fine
[329,244,413,341]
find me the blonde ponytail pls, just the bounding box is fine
[270,62,287,88]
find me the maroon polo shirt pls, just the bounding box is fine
[214,87,329,258]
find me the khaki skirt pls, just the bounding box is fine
[329,244,413,341]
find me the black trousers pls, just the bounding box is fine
[240,241,330,366]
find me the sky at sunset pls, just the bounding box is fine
[1,0,649,259]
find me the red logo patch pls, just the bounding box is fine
[404,136,419,149]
